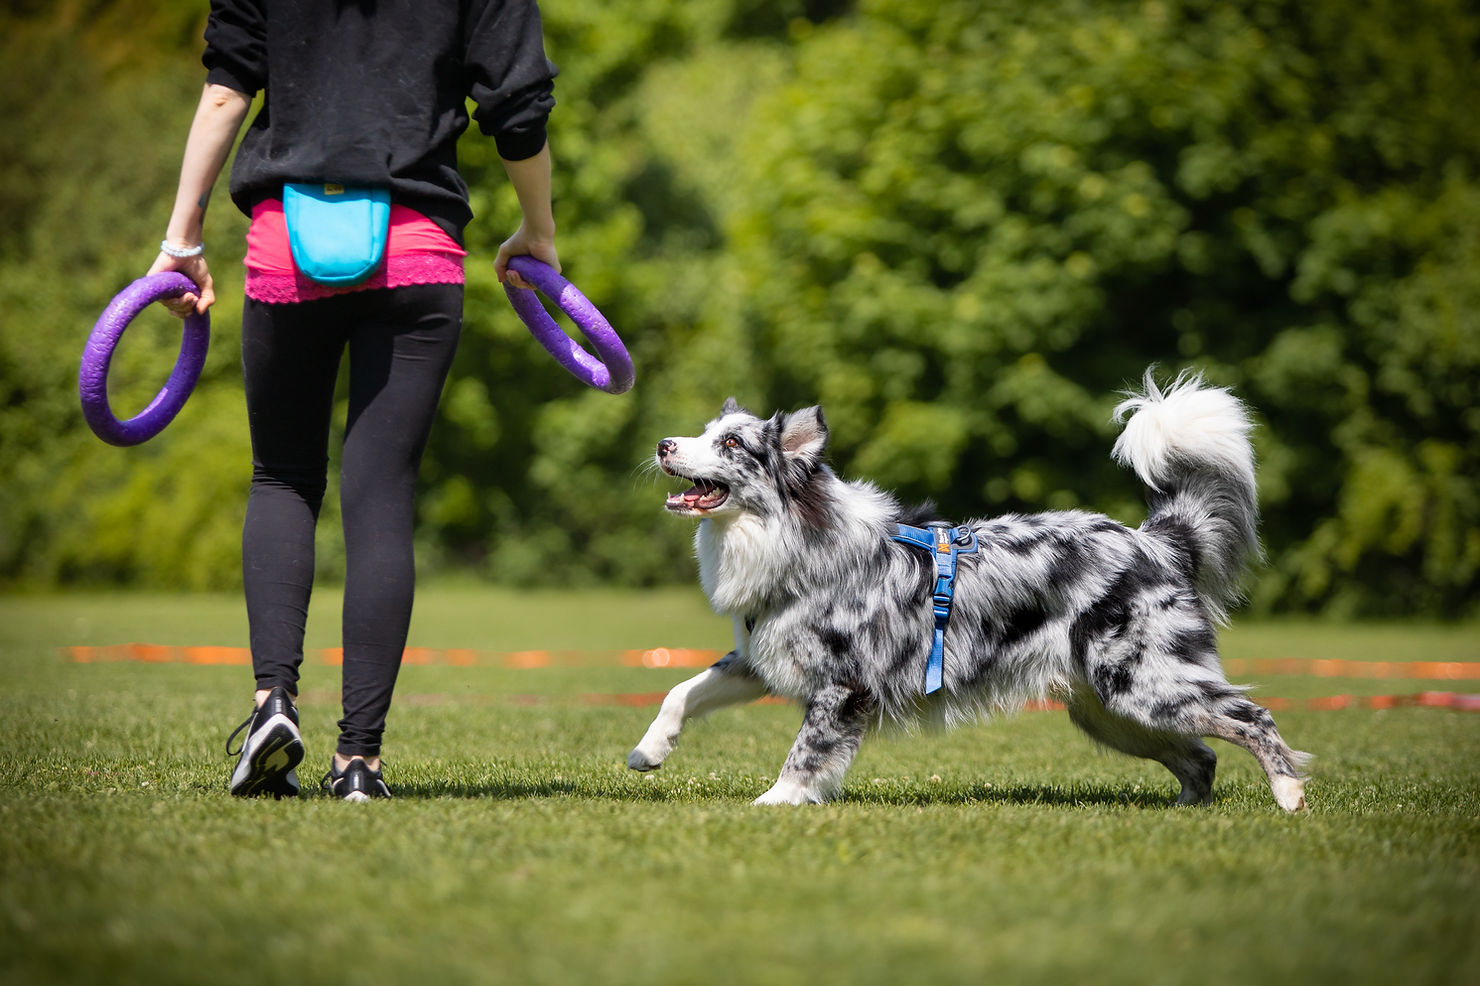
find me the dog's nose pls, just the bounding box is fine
[657,439,677,459]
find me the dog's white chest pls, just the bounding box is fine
[695,515,789,615]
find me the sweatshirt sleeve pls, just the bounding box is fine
[202,0,266,96]
[464,0,558,160]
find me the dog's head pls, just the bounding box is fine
[656,398,830,520]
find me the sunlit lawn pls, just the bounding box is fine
[1,588,1476,985]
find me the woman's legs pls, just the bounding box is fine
[335,284,463,760]
[240,284,462,771]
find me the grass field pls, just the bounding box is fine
[1,586,1477,985]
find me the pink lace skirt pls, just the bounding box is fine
[243,199,466,304]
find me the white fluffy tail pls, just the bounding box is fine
[1112,370,1260,620]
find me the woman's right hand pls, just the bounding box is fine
[147,251,215,318]
[495,223,560,291]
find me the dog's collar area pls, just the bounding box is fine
[891,523,979,694]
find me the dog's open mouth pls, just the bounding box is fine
[665,477,730,513]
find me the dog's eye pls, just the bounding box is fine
[724,436,740,450]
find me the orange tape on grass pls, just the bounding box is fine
[64,646,1476,679]
[56,647,1480,712]
[1222,657,1480,680]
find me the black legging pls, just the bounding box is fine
[241,283,462,758]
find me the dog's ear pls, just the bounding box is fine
[720,397,748,417]
[779,406,828,463]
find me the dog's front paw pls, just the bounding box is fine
[753,780,825,806]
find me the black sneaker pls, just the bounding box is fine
[321,758,391,802]
[226,686,304,798]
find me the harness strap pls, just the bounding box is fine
[891,523,979,694]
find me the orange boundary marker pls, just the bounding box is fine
[289,690,1479,711]
[62,644,728,669]
[56,644,1480,712]
[62,646,1478,678]
[1222,657,1480,680]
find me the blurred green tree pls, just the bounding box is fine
[708,0,1480,615]
[1,0,1475,616]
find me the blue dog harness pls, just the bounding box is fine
[891,523,979,694]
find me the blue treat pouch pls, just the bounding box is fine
[282,183,391,286]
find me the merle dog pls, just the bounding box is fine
[630,372,1308,811]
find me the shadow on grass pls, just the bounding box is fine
[389,777,611,801]
[843,782,1175,810]
[385,775,1176,809]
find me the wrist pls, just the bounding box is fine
[521,224,555,243]
[164,218,205,250]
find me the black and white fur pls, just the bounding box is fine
[630,371,1309,811]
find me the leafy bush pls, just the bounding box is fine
[2,0,1475,615]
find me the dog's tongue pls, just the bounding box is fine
[683,479,717,504]
[668,479,725,508]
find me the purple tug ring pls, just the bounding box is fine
[503,256,633,395]
[79,272,209,447]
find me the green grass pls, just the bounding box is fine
[1,588,1477,985]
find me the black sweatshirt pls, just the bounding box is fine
[203,0,557,241]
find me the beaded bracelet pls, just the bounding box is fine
[159,240,205,259]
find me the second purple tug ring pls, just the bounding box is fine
[503,256,634,395]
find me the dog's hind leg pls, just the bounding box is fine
[1066,686,1218,805]
[1091,660,1309,812]
[1081,601,1309,811]
[628,653,767,771]
[1197,698,1309,812]
[754,683,874,805]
